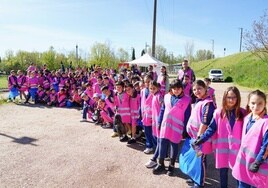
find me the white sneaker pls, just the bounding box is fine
[80,119,87,122]
[143,148,154,154]
[145,159,157,168]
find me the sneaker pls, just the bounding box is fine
[152,164,166,175]
[120,135,129,142]
[167,165,174,176]
[105,123,112,128]
[127,138,136,144]
[80,119,88,122]
[145,159,157,168]
[111,132,119,138]
[143,148,154,154]
[186,179,194,185]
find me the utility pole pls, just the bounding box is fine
[76,44,78,65]
[239,27,243,52]
[152,0,157,57]
[211,39,214,59]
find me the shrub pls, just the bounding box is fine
[224,76,233,82]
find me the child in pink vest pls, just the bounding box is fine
[57,88,67,107]
[182,80,216,187]
[204,78,216,105]
[157,66,169,97]
[145,80,164,168]
[8,70,19,102]
[17,70,27,101]
[48,88,58,106]
[152,79,191,176]
[232,90,268,188]
[125,83,141,144]
[99,99,114,128]
[24,71,38,104]
[141,75,155,154]
[114,81,131,142]
[192,86,245,188]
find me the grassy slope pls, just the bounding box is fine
[190,52,268,91]
[0,75,7,89]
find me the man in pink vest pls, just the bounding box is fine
[178,59,196,83]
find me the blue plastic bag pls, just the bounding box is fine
[179,138,202,186]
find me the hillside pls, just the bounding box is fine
[190,52,268,91]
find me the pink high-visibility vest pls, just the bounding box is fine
[114,92,131,124]
[160,94,191,143]
[17,75,28,91]
[152,92,163,137]
[28,77,38,89]
[212,108,245,169]
[8,75,17,90]
[183,83,192,97]
[157,74,167,97]
[186,98,214,154]
[140,88,153,126]
[130,94,141,126]
[232,114,268,188]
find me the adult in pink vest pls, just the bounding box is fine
[192,86,245,188]
[184,80,216,188]
[141,75,156,154]
[178,59,195,83]
[153,79,191,176]
[232,90,268,188]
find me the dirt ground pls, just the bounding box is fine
[0,82,251,188]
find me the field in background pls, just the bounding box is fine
[190,52,268,91]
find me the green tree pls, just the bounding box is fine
[89,42,118,69]
[117,48,129,62]
[195,49,213,61]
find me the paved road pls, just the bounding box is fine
[0,82,252,188]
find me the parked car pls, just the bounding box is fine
[208,69,224,82]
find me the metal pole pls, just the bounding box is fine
[76,44,78,65]
[152,0,157,57]
[239,28,243,52]
[211,39,214,59]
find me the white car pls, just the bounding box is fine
[209,69,224,82]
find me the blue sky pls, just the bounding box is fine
[0,0,267,59]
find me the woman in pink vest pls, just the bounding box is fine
[157,66,169,97]
[182,80,216,187]
[145,80,163,169]
[114,81,131,142]
[232,90,268,188]
[125,83,141,144]
[140,75,155,154]
[152,79,191,176]
[192,86,245,188]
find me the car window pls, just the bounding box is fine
[211,70,222,74]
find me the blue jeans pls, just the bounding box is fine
[152,137,160,161]
[82,106,88,119]
[144,126,157,149]
[159,138,179,160]
[238,181,255,188]
[219,168,228,188]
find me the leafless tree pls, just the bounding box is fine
[184,41,195,62]
[243,9,268,62]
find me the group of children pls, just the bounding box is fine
[7,63,268,188]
